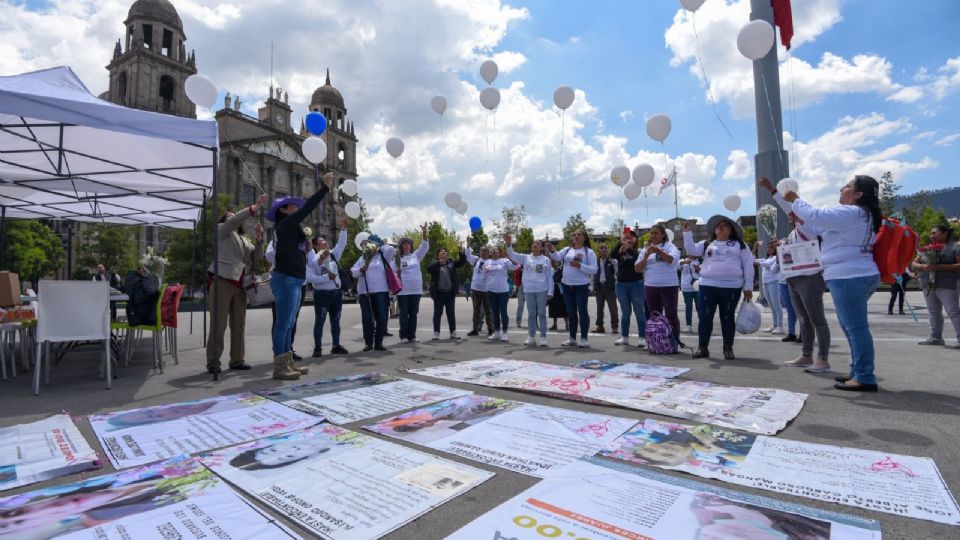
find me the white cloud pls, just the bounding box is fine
[931,56,960,99]
[935,133,960,147]
[490,51,527,73]
[887,85,924,103]
[619,109,633,122]
[722,149,751,180]
[175,0,242,29]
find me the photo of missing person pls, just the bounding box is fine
[606,421,756,470]
[226,434,351,473]
[691,493,831,540]
[368,396,515,445]
[260,373,391,402]
[99,400,221,432]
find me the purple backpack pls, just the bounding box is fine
[645,311,678,354]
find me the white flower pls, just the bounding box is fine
[303,226,313,238]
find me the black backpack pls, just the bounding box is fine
[123,271,159,326]
[329,253,354,294]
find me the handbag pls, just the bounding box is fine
[244,238,275,306]
[380,251,403,295]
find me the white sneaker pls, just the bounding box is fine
[638,337,647,349]
[539,336,548,347]
[399,338,408,344]
[578,338,589,348]
[500,332,508,342]
[451,331,460,340]
[772,327,784,335]
[432,332,440,340]
[764,326,776,333]
[561,338,576,347]
[614,336,628,346]
[685,325,693,334]
[523,337,533,345]
[489,331,500,341]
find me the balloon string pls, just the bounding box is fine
[493,112,497,154]
[759,69,788,175]
[395,158,403,209]
[559,110,565,195]
[785,48,800,179]
[691,13,734,141]
[485,113,490,154]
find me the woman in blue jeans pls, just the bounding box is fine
[267,172,333,380]
[482,246,516,342]
[549,229,598,348]
[611,230,645,347]
[305,219,350,358]
[396,223,429,344]
[784,175,882,392]
[506,236,554,347]
[351,235,396,352]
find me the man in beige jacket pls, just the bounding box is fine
[206,194,267,374]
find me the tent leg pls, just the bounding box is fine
[209,150,219,369]
[0,206,6,270]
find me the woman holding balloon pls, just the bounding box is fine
[482,246,516,342]
[505,234,554,346]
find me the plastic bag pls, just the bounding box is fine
[736,299,762,334]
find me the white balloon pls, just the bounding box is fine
[457,201,468,214]
[479,87,501,110]
[184,74,217,109]
[480,60,498,84]
[737,19,775,61]
[444,192,462,208]
[431,95,447,115]
[610,165,631,187]
[340,179,358,197]
[355,231,370,249]
[385,137,404,158]
[723,194,742,212]
[553,85,575,110]
[301,136,327,163]
[666,229,676,243]
[646,113,672,142]
[623,183,642,200]
[777,177,799,195]
[632,164,655,187]
[344,201,361,219]
[679,0,706,12]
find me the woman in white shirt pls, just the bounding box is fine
[396,224,429,344]
[305,219,349,358]
[679,257,701,334]
[755,240,784,334]
[351,235,397,352]
[683,216,755,360]
[483,246,516,342]
[783,175,882,392]
[505,235,554,347]
[635,224,682,343]
[548,229,599,348]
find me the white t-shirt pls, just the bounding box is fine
[683,231,755,290]
[638,242,680,287]
[482,258,515,293]
[758,256,780,284]
[507,248,553,294]
[305,229,348,291]
[791,198,879,281]
[550,246,598,286]
[465,247,487,292]
[774,192,824,279]
[679,262,701,292]
[396,240,429,296]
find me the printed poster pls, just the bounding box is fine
[199,423,493,540]
[411,358,806,435]
[601,418,960,525]
[1,414,100,491]
[257,372,471,423]
[575,359,690,379]
[449,458,882,540]
[0,456,299,539]
[365,395,636,477]
[89,393,320,469]
[778,239,823,277]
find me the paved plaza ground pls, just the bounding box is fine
[1,290,958,539]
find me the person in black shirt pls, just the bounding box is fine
[593,245,619,334]
[426,246,467,340]
[266,172,333,380]
[611,229,647,348]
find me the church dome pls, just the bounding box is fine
[311,69,345,110]
[127,0,183,32]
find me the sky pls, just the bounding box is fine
[2,0,959,239]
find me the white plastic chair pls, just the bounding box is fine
[33,280,112,395]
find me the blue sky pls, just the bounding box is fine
[2,0,958,236]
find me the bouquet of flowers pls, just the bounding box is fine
[919,242,945,290]
[139,246,168,286]
[757,204,778,238]
[302,226,313,239]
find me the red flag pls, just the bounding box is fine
[772,0,794,50]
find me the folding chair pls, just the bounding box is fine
[115,284,168,373]
[33,280,112,395]
[161,284,185,365]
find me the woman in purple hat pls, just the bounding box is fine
[267,171,334,380]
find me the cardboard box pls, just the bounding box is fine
[0,271,21,307]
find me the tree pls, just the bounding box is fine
[514,227,534,254]
[492,205,529,240]
[467,227,489,251]
[609,217,627,237]
[560,213,594,248]
[878,171,900,217]
[74,223,138,279]
[742,226,758,253]
[5,219,66,287]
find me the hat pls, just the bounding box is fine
[266,197,305,222]
[705,214,744,241]
[366,234,383,246]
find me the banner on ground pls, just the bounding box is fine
[449,458,882,539]
[365,395,636,477]
[574,359,690,378]
[410,358,806,435]
[89,393,320,469]
[1,414,100,491]
[0,456,299,539]
[601,418,960,525]
[257,372,471,423]
[200,423,493,540]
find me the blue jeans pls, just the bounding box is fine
[763,282,782,328]
[682,290,700,327]
[488,291,510,333]
[397,294,421,340]
[433,291,457,333]
[617,281,646,338]
[563,284,591,339]
[525,291,548,337]
[828,276,880,385]
[313,289,343,348]
[358,292,390,347]
[697,285,741,349]
[270,272,305,356]
[780,282,797,334]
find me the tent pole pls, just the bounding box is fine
[0,206,6,269]
[202,197,208,347]
[210,149,219,380]
[190,219,196,336]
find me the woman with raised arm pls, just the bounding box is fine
[464,241,494,337]
[781,176,882,391]
[611,229,646,347]
[683,216,754,360]
[305,218,350,358]
[505,234,554,346]
[482,245,516,342]
[426,245,467,340]
[635,224,682,344]
[267,172,333,380]
[396,223,430,344]
[351,235,397,352]
[755,240,784,335]
[548,229,598,348]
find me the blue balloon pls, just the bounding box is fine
[469,216,482,232]
[305,112,327,136]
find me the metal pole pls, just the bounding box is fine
[0,206,6,269]
[202,197,208,346]
[190,219,196,335]
[66,223,74,278]
[750,0,790,245]
[210,149,220,354]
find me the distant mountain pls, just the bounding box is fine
[893,186,960,218]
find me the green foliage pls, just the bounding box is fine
[467,227,490,251]
[390,221,467,290]
[4,219,65,286]
[165,193,233,290]
[74,223,138,279]
[742,226,758,251]
[609,217,626,237]
[909,207,960,244]
[492,205,529,241]
[878,171,900,217]
[561,213,593,243]
[515,227,534,254]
